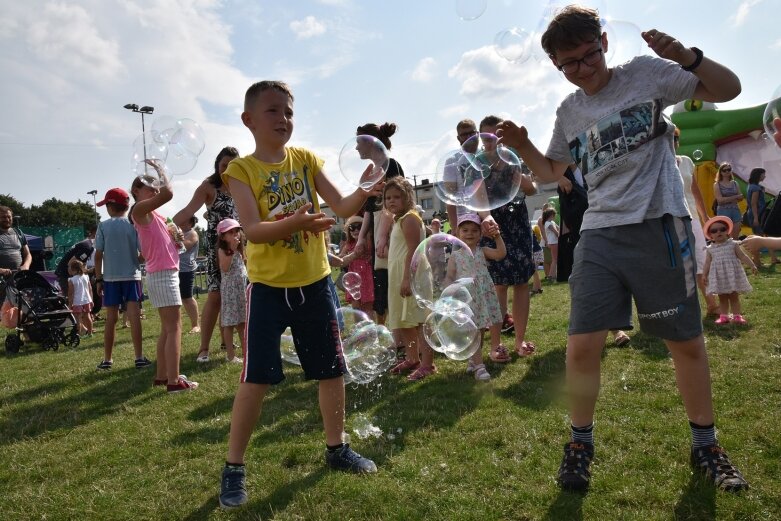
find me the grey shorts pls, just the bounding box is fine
[146,269,182,308]
[568,215,702,341]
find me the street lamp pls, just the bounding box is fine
[124,103,155,162]
[87,190,98,228]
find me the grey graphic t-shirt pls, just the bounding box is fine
[546,55,699,231]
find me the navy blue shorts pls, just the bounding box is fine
[102,280,143,307]
[242,276,345,385]
[179,270,195,299]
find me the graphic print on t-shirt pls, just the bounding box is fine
[260,164,317,254]
[567,99,669,179]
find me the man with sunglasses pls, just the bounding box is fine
[498,5,747,493]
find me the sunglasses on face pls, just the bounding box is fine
[709,226,728,233]
[348,224,361,231]
[721,167,732,172]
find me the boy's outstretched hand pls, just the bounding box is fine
[641,30,695,66]
[291,203,335,233]
[496,120,528,151]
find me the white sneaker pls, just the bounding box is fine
[472,363,491,381]
[227,356,243,364]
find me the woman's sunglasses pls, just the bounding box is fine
[348,224,361,231]
[721,167,732,172]
[709,226,728,233]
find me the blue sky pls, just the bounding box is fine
[1,0,780,219]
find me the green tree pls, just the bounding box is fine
[0,194,26,216]
[26,198,98,229]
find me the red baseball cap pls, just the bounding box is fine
[97,188,130,207]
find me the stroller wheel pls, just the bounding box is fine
[5,335,21,354]
[64,331,80,348]
[42,336,58,351]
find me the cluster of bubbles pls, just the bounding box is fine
[410,234,482,361]
[338,308,397,384]
[334,135,389,196]
[434,132,524,212]
[132,116,206,188]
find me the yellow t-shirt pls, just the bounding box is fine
[222,148,330,288]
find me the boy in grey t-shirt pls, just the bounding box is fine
[498,5,747,493]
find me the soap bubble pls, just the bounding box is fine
[337,135,389,194]
[134,158,171,189]
[458,133,524,211]
[343,271,362,300]
[455,0,487,20]
[603,20,644,65]
[433,148,484,207]
[280,328,300,365]
[150,115,178,142]
[410,234,475,313]
[337,308,395,384]
[423,311,481,360]
[762,85,781,138]
[692,149,703,161]
[494,27,533,63]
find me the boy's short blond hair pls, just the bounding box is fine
[244,81,294,111]
[540,5,602,57]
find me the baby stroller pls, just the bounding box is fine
[3,270,80,353]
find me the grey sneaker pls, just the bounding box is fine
[325,444,377,474]
[135,356,152,368]
[96,360,113,370]
[219,464,247,510]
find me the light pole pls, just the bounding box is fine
[87,190,99,228]
[123,103,154,164]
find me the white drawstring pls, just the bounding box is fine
[284,287,306,310]
[284,288,292,311]
[299,287,305,306]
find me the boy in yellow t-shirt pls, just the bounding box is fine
[218,81,383,510]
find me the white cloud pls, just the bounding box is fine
[731,0,764,26]
[771,39,781,50]
[290,15,326,39]
[411,57,437,82]
[438,104,471,119]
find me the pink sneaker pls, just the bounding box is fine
[731,314,748,325]
[714,315,730,325]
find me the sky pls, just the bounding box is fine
[1,0,780,221]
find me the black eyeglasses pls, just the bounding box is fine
[721,167,732,172]
[458,129,478,139]
[709,226,728,233]
[348,224,361,231]
[557,47,604,74]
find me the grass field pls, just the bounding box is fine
[1,262,780,520]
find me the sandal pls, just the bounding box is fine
[196,351,210,363]
[516,341,536,357]
[613,331,631,347]
[390,359,420,375]
[489,345,511,363]
[407,365,437,381]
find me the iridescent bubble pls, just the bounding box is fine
[494,27,533,64]
[337,135,389,194]
[410,234,474,312]
[692,149,704,161]
[603,20,644,66]
[762,85,781,138]
[280,328,300,365]
[433,148,483,207]
[423,311,481,361]
[134,158,170,189]
[343,271,362,300]
[150,115,178,142]
[455,0,486,21]
[170,118,206,157]
[459,133,523,212]
[131,131,168,171]
[336,307,395,384]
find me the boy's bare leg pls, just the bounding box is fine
[125,301,143,359]
[319,376,346,446]
[103,306,119,361]
[567,331,608,427]
[665,335,714,426]
[226,383,269,464]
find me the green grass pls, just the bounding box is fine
[2,262,781,520]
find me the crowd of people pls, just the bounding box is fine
[6,3,781,511]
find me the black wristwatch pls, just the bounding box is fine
[681,47,703,72]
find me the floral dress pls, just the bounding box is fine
[705,239,752,295]
[483,194,535,286]
[220,252,247,327]
[451,247,502,329]
[205,188,237,292]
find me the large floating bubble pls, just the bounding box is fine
[458,133,524,211]
[762,85,781,138]
[494,27,533,64]
[455,0,487,21]
[337,308,395,384]
[280,327,300,365]
[131,115,206,180]
[603,20,644,66]
[337,135,389,195]
[433,148,484,208]
[410,234,475,314]
[423,311,481,361]
[343,271,362,300]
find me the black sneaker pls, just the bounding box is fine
[135,357,152,368]
[557,441,594,492]
[219,464,247,510]
[325,444,377,474]
[690,443,749,492]
[96,360,113,370]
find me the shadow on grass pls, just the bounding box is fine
[624,331,671,360]
[543,490,584,521]
[0,367,162,445]
[673,472,716,521]
[498,346,566,411]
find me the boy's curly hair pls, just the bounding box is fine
[540,5,602,57]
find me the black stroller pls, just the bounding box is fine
[3,270,80,353]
